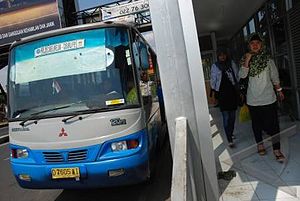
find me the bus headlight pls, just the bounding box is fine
[111,140,139,152]
[111,141,127,152]
[11,149,29,159]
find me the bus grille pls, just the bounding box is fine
[67,149,88,162]
[43,152,64,163]
[42,149,88,163]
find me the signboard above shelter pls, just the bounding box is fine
[0,0,61,46]
[101,0,149,21]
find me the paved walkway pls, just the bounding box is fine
[210,106,300,201]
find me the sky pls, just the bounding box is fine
[77,0,120,10]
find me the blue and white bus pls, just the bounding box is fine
[8,22,165,189]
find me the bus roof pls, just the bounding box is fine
[9,21,136,50]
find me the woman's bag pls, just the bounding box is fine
[239,104,251,123]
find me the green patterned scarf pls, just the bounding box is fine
[240,50,270,77]
[240,33,270,77]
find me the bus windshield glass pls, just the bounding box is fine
[9,27,139,119]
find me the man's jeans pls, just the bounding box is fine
[221,110,236,143]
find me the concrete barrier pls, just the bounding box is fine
[171,117,210,201]
[171,117,187,201]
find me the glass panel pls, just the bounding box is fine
[9,27,139,119]
[269,0,286,23]
[199,35,213,51]
[230,32,246,62]
[258,10,266,22]
[292,0,299,7]
[243,26,248,40]
[249,18,256,34]
[261,30,271,53]
[202,54,213,81]
[257,8,267,33]
[276,55,291,87]
[139,66,154,117]
[148,51,158,102]
[201,53,214,105]
[278,88,297,120]
[272,19,287,54]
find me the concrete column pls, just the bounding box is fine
[149,0,219,200]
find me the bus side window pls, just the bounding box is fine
[139,70,152,104]
[132,32,159,107]
[147,51,158,102]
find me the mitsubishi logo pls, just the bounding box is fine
[59,128,68,137]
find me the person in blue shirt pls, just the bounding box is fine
[210,47,239,147]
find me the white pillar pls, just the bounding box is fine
[149,0,219,200]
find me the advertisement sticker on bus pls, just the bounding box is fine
[106,99,125,106]
[34,39,85,57]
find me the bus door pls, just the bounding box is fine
[132,31,161,153]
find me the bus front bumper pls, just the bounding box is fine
[10,130,150,189]
[11,150,149,189]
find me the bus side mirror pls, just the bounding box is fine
[132,42,149,70]
[132,42,140,68]
[140,43,150,70]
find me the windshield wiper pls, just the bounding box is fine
[61,107,112,123]
[62,114,83,123]
[61,105,136,123]
[19,104,73,126]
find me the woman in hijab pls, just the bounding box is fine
[239,33,285,162]
[211,47,239,147]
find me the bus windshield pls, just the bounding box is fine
[8,27,139,119]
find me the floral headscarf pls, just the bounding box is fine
[240,33,270,77]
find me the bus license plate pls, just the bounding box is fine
[51,167,80,179]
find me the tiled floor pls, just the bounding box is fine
[210,106,300,201]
